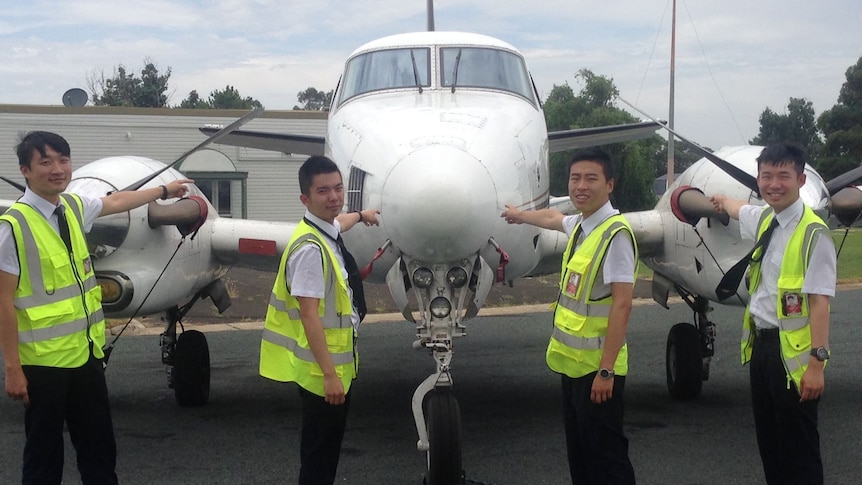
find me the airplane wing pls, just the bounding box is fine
[198,127,325,156]
[210,218,299,271]
[548,120,662,153]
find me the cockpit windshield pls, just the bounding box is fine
[338,48,431,103]
[440,47,534,102]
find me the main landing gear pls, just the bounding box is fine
[666,292,716,400]
[158,279,229,406]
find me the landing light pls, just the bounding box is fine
[446,267,468,288]
[429,297,452,319]
[412,267,434,289]
[99,278,122,304]
[95,272,134,312]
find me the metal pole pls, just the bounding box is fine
[667,0,676,190]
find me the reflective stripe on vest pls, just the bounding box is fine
[554,296,612,318]
[18,308,105,343]
[267,290,350,329]
[261,328,354,365]
[550,327,622,351]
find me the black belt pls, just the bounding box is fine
[754,327,779,339]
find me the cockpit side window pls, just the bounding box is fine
[440,47,535,103]
[337,48,431,104]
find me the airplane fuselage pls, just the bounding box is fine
[325,32,554,320]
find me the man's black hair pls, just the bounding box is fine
[15,131,71,168]
[756,141,807,175]
[298,155,341,196]
[567,147,614,181]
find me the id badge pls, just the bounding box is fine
[780,291,803,317]
[83,257,92,274]
[564,272,582,297]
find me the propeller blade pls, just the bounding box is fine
[825,165,862,196]
[119,106,264,192]
[1,176,25,192]
[619,98,760,196]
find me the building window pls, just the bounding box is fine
[179,149,247,219]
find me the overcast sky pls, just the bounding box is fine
[1,0,858,150]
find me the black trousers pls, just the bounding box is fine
[297,385,351,485]
[22,354,118,485]
[561,373,635,485]
[750,333,822,484]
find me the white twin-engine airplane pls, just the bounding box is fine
[6,30,862,484]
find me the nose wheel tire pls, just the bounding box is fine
[424,390,464,485]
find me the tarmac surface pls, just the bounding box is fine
[2,289,862,484]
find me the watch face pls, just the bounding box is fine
[816,347,830,360]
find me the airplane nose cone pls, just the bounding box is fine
[381,145,496,263]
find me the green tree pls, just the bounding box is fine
[751,97,823,158]
[88,59,171,107]
[177,85,263,109]
[294,87,333,111]
[543,69,662,211]
[177,90,208,109]
[817,57,862,181]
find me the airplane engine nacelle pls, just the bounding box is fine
[670,185,729,226]
[830,186,862,227]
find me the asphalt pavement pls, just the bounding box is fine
[2,291,861,484]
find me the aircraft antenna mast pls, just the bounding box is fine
[426,0,435,31]
[667,0,676,190]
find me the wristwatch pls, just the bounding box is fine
[810,346,830,362]
[599,368,615,380]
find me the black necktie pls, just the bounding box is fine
[715,217,779,301]
[54,205,73,253]
[566,225,584,263]
[335,233,367,322]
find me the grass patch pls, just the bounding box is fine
[833,228,862,283]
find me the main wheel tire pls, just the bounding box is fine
[173,330,210,407]
[666,323,703,400]
[424,390,464,485]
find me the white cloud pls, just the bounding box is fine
[0,0,858,149]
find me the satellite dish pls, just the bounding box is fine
[62,88,88,107]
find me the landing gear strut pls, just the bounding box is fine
[666,292,715,400]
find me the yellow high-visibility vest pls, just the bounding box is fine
[741,205,830,391]
[0,193,105,368]
[259,220,356,397]
[548,214,638,378]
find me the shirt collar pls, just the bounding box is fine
[773,197,804,228]
[304,210,341,239]
[20,187,62,219]
[580,200,619,235]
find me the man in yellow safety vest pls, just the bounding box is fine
[0,131,192,484]
[501,147,637,484]
[259,155,380,484]
[711,141,836,484]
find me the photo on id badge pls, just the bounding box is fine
[565,272,582,297]
[781,292,803,317]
